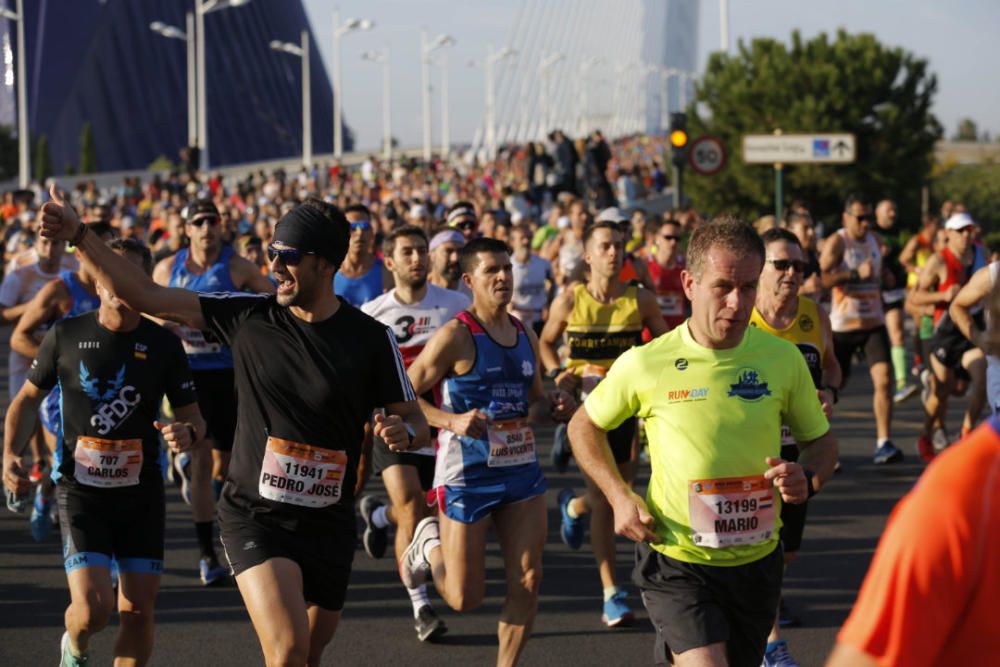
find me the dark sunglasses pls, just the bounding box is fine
[188,216,220,228]
[451,220,476,231]
[659,235,680,242]
[267,243,316,266]
[853,213,873,223]
[767,258,808,273]
[350,220,372,232]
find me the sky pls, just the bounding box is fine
[301,0,1000,152]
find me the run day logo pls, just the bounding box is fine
[80,362,142,435]
[667,387,709,403]
[727,367,772,401]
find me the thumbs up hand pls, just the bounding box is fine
[39,183,83,242]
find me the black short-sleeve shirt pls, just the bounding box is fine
[27,312,197,487]
[198,294,416,531]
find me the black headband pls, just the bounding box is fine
[273,204,348,266]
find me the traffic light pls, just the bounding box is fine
[669,112,688,167]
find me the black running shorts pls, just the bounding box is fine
[372,437,435,491]
[192,368,237,452]
[930,311,983,378]
[634,542,782,667]
[58,481,165,575]
[833,326,891,382]
[219,508,356,611]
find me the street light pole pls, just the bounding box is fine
[333,10,374,159]
[361,48,392,161]
[1,0,28,186]
[195,0,251,171]
[484,43,515,159]
[420,30,431,162]
[440,48,450,158]
[150,15,197,151]
[269,31,312,168]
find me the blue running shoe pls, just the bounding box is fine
[29,487,52,542]
[558,488,584,549]
[763,639,800,666]
[601,590,634,628]
[873,441,903,465]
[200,556,228,586]
[550,423,572,473]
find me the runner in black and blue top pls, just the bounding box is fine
[333,204,389,306]
[402,237,577,666]
[153,199,275,584]
[2,238,205,667]
[9,222,115,542]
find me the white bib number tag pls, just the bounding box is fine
[178,326,222,356]
[259,436,347,508]
[580,364,607,401]
[487,418,536,467]
[688,475,776,548]
[74,436,142,488]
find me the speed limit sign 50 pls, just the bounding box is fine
[688,136,727,176]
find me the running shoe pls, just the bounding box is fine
[762,639,799,667]
[6,488,29,514]
[550,423,572,473]
[399,516,440,589]
[414,605,447,642]
[778,598,801,628]
[359,495,389,559]
[60,631,90,666]
[601,590,634,628]
[920,368,931,405]
[558,488,584,550]
[200,556,228,586]
[915,434,936,463]
[931,427,950,452]
[29,487,52,542]
[174,451,193,506]
[28,460,47,484]
[893,383,919,404]
[873,441,903,465]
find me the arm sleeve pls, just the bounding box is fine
[162,331,199,408]
[198,293,269,347]
[783,348,830,442]
[372,326,417,405]
[26,325,59,391]
[583,347,643,430]
[836,477,974,667]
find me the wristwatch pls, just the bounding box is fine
[546,368,560,380]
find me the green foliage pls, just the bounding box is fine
[65,163,76,175]
[34,134,52,183]
[687,29,941,229]
[147,155,176,172]
[953,118,978,142]
[0,125,16,182]
[931,164,1000,229]
[79,122,98,174]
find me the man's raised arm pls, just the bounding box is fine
[39,185,205,328]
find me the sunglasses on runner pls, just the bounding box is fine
[350,220,372,232]
[852,213,873,223]
[659,235,680,242]
[767,258,808,273]
[267,244,316,266]
[187,216,220,228]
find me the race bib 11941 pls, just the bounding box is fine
[258,436,347,508]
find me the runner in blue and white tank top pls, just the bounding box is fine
[153,199,275,584]
[400,237,576,666]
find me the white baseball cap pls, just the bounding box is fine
[945,213,976,231]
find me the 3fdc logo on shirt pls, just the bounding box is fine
[80,362,141,434]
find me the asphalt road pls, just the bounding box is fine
[0,323,950,666]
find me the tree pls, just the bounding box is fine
[953,118,978,142]
[932,164,1000,228]
[34,134,52,183]
[686,30,941,228]
[79,121,98,174]
[0,125,16,182]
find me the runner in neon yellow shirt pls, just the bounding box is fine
[569,217,838,667]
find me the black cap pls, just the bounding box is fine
[182,199,220,224]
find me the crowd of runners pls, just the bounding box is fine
[1,135,998,667]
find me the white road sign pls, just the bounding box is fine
[688,136,727,176]
[742,133,856,164]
